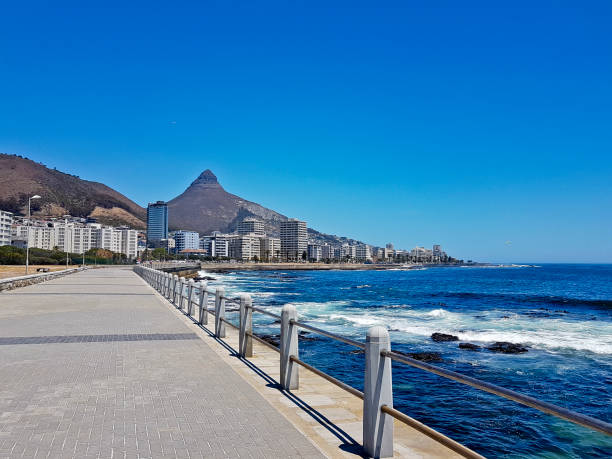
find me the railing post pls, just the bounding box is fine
[363,326,393,458]
[163,273,169,297]
[172,275,179,304]
[215,287,225,338]
[187,279,195,316]
[198,282,208,325]
[178,277,186,310]
[239,293,253,358]
[280,305,299,390]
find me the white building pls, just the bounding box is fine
[200,232,229,258]
[73,226,93,254]
[307,244,322,262]
[120,228,138,259]
[174,230,200,252]
[321,244,335,260]
[259,236,281,261]
[355,244,372,261]
[0,210,13,246]
[228,234,260,261]
[237,218,264,236]
[280,219,307,261]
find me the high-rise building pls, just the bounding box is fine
[280,219,307,261]
[174,230,200,252]
[237,218,264,236]
[119,228,138,259]
[0,210,13,246]
[146,201,168,247]
[321,244,335,261]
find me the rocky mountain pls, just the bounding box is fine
[0,154,147,228]
[168,170,366,246]
[0,153,366,246]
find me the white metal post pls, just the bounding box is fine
[363,326,394,458]
[198,282,208,325]
[280,304,299,390]
[178,277,185,310]
[215,287,225,337]
[187,279,195,316]
[239,293,253,358]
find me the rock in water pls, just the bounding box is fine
[486,342,528,354]
[408,352,443,362]
[459,343,481,351]
[431,333,459,342]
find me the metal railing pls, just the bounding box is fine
[134,265,612,459]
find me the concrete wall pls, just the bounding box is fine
[0,267,86,292]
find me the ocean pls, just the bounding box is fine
[200,264,612,458]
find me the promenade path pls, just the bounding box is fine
[0,268,324,459]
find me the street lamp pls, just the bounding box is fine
[25,195,41,275]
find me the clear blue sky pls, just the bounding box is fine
[1,1,611,263]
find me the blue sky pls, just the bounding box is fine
[1,1,611,263]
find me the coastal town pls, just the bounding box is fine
[0,200,460,266]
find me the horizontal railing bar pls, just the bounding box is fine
[248,305,282,320]
[381,350,612,436]
[290,355,364,399]
[380,405,484,459]
[289,319,366,349]
[246,331,281,353]
[220,317,239,330]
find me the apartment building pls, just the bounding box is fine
[321,244,335,260]
[174,230,199,252]
[280,219,307,261]
[355,244,372,261]
[259,236,281,261]
[200,232,229,258]
[0,210,13,246]
[237,218,264,236]
[307,244,322,262]
[228,234,260,261]
[146,201,168,247]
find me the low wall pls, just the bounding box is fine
[0,267,87,292]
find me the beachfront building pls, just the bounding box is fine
[307,244,322,262]
[237,218,264,236]
[321,244,335,261]
[228,234,260,261]
[0,210,13,246]
[73,226,93,254]
[174,230,199,253]
[200,232,229,258]
[259,236,281,262]
[146,201,168,248]
[340,243,356,261]
[355,244,372,262]
[120,227,138,259]
[280,219,307,261]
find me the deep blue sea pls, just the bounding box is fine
[202,264,612,458]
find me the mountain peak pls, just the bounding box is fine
[191,169,219,187]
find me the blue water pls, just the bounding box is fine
[203,264,612,458]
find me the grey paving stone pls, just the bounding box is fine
[0,268,323,458]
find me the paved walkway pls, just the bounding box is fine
[0,268,323,459]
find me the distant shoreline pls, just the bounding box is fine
[198,262,483,273]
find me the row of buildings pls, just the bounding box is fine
[0,211,139,259]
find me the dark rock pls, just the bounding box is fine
[486,342,528,354]
[298,331,319,341]
[431,333,459,342]
[410,352,443,362]
[458,343,481,351]
[348,349,365,354]
[501,315,510,319]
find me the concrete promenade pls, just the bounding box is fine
[0,268,324,458]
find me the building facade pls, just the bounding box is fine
[237,218,264,236]
[0,210,13,246]
[200,232,229,258]
[174,230,200,253]
[307,244,322,262]
[228,234,260,261]
[280,219,307,261]
[146,201,168,247]
[259,236,281,261]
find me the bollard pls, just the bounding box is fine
[280,305,299,390]
[215,287,225,338]
[178,277,186,310]
[187,279,195,316]
[363,326,393,458]
[239,294,253,358]
[198,282,208,325]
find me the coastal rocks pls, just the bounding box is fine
[486,342,528,354]
[458,343,481,351]
[298,331,320,341]
[431,333,459,342]
[259,334,279,347]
